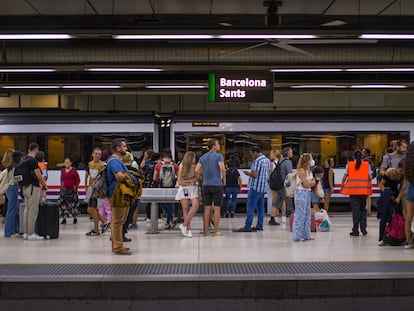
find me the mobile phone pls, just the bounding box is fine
[184,188,189,197]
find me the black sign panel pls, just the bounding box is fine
[209,72,274,103]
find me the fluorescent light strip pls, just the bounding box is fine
[114,34,316,40]
[350,84,407,89]
[0,69,56,73]
[114,35,214,40]
[62,85,121,89]
[271,69,342,73]
[290,85,347,89]
[86,68,162,72]
[0,34,71,40]
[219,34,316,39]
[359,34,414,39]
[346,68,414,72]
[272,68,414,73]
[2,85,59,89]
[146,85,207,89]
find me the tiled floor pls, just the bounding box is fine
[0,213,413,264]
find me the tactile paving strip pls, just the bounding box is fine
[1,261,414,277]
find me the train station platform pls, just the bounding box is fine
[1,213,414,310]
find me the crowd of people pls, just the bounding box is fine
[1,137,414,255]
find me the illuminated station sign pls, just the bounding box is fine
[209,72,274,103]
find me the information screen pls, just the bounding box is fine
[209,72,274,103]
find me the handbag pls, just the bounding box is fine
[0,169,10,195]
[84,186,93,203]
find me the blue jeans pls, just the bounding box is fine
[4,184,19,237]
[245,189,265,230]
[160,203,174,224]
[224,187,239,213]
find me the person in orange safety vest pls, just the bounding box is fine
[341,150,372,237]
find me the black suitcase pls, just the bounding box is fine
[36,201,60,239]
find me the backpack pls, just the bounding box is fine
[13,158,35,187]
[384,213,406,246]
[143,161,156,188]
[365,158,377,179]
[269,159,286,191]
[159,162,176,188]
[91,159,114,199]
[284,171,298,197]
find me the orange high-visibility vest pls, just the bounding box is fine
[341,161,372,195]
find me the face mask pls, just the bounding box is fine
[316,176,322,181]
[310,159,315,167]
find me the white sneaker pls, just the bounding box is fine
[187,230,193,238]
[281,216,287,224]
[378,240,387,246]
[28,233,45,240]
[179,224,188,237]
[22,233,28,240]
[404,242,414,249]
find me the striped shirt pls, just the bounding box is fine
[248,154,270,193]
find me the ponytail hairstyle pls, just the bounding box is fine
[354,150,362,170]
[297,153,312,171]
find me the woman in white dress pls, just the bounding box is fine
[176,151,200,238]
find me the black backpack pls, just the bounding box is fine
[269,159,286,191]
[364,158,377,179]
[13,158,34,187]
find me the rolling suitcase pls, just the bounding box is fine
[36,201,60,239]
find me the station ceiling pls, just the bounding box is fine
[1,0,414,94]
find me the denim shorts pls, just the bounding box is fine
[406,183,414,202]
[311,191,320,203]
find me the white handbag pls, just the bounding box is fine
[0,169,10,195]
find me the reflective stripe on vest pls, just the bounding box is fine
[341,161,372,195]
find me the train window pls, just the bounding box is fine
[0,133,153,170]
[175,131,409,168]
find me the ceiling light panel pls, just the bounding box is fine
[114,35,214,40]
[86,68,163,72]
[359,34,414,39]
[0,34,72,40]
[0,69,56,73]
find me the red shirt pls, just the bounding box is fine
[61,167,80,191]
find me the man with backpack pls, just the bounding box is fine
[272,147,294,224]
[153,151,179,229]
[106,138,130,255]
[14,143,47,240]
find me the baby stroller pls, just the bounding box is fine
[59,187,79,224]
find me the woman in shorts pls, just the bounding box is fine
[176,151,200,238]
[403,141,414,248]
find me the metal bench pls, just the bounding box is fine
[140,188,178,234]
